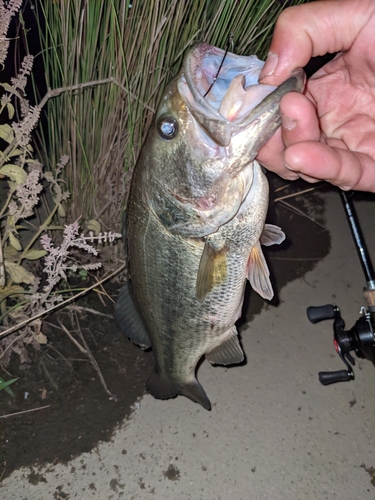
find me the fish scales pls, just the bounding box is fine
[115,43,305,410]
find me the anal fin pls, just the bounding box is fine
[248,241,274,300]
[114,280,151,349]
[205,326,244,365]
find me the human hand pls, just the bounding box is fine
[257,0,375,192]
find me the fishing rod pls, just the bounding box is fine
[306,190,375,385]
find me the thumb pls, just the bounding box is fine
[259,0,373,85]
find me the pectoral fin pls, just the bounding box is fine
[196,241,227,301]
[260,224,285,246]
[205,326,244,365]
[248,241,274,300]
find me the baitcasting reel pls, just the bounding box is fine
[307,190,375,385]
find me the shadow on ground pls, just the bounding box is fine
[0,176,331,482]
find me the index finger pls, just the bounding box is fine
[259,0,374,85]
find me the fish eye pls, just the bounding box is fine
[157,116,178,140]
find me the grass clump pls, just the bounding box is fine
[33,0,304,228]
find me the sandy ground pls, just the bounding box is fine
[1,188,374,499]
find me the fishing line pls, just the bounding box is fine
[203,34,234,98]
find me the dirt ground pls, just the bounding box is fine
[0,175,331,483]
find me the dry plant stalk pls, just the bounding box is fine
[0,1,122,374]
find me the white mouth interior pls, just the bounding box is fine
[197,51,276,123]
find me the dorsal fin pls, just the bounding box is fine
[114,280,151,349]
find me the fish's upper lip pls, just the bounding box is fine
[183,43,227,118]
[180,44,232,146]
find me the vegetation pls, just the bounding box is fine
[0,1,121,370]
[33,0,304,227]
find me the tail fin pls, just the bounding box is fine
[146,370,211,410]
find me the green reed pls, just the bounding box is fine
[32,0,304,229]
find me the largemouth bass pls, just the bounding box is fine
[115,43,304,410]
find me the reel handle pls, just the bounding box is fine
[306,305,337,324]
[318,370,354,385]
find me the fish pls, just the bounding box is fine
[114,43,304,410]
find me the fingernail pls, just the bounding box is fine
[284,163,296,171]
[281,112,297,131]
[260,52,278,78]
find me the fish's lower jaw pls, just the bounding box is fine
[146,371,211,410]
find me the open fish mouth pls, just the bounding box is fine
[178,42,304,147]
[184,43,276,122]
